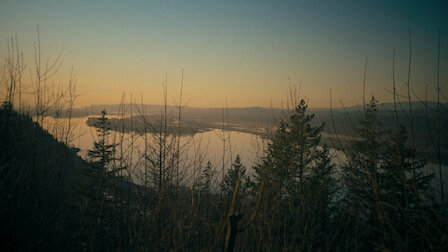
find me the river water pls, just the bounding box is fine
[37,116,447,193]
[37,116,268,185]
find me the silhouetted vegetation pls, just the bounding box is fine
[80,103,448,164]
[1,33,447,251]
[2,95,447,251]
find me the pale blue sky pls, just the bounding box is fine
[1,0,447,107]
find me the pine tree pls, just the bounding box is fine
[379,121,433,250]
[221,155,249,197]
[342,97,382,215]
[381,125,432,207]
[341,97,434,250]
[197,161,215,193]
[82,109,121,250]
[88,110,117,176]
[254,99,335,250]
[256,99,334,197]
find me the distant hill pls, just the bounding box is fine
[53,101,448,164]
[46,101,447,118]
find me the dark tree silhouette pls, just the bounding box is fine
[253,99,335,250]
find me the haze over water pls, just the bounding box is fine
[38,115,266,184]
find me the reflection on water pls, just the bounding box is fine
[37,116,268,183]
[36,116,448,193]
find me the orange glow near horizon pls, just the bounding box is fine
[0,1,446,109]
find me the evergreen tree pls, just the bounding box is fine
[221,155,249,197]
[381,125,433,206]
[88,110,117,176]
[197,161,215,193]
[341,97,434,250]
[255,99,334,197]
[81,109,120,250]
[253,99,335,250]
[342,97,382,216]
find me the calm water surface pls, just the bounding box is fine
[37,116,447,193]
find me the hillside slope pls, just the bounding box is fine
[0,107,86,250]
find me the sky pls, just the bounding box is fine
[0,0,447,108]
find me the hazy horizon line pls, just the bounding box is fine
[69,100,446,111]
